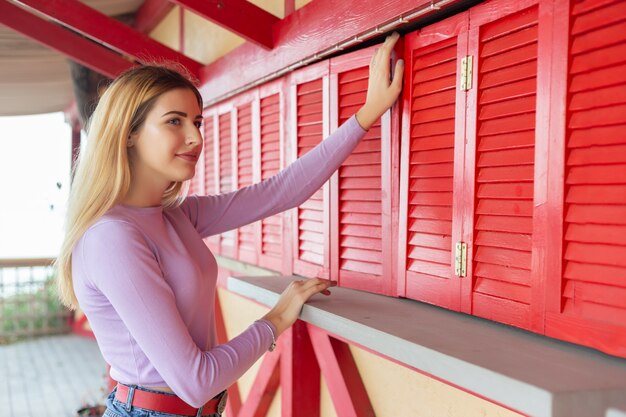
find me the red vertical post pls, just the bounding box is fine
[280,320,320,417]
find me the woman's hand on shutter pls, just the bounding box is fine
[261,278,336,336]
[356,31,405,130]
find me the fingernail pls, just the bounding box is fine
[398,59,405,65]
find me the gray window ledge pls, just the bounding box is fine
[227,275,626,417]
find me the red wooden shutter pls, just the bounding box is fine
[189,173,199,195]
[544,0,626,357]
[330,49,394,295]
[400,14,467,309]
[465,4,539,329]
[258,92,283,270]
[236,102,258,264]
[293,77,328,278]
[203,111,219,253]
[218,111,236,258]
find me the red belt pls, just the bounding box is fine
[115,383,227,416]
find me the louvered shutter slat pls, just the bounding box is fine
[403,31,459,299]
[218,113,235,254]
[203,116,215,195]
[260,93,282,260]
[336,64,385,285]
[561,0,626,329]
[471,6,538,318]
[237,104,256,259]
[202,113,219,252]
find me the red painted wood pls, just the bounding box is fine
[0,1,132,78]
[526,0,557,333]
[544,0,626,357]
[329,45,395,295]
[199,0,625,359]
[214,293,242,416]
[134,0,175,33]
[280,321,320,417]
[237,345,281,417]
[289,61,331,279]
[217,108,236,258]
[170,0,278,49]
[15,0,201,76]
[308,325,375,417]
[198,0,463,104]
[235,97,259,265]
[71,313,95,339]
[257,80,286,272]
[203,110,220,254]
[399,12,468,308]
[462,0,541,330]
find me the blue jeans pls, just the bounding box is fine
[102,385,221,417]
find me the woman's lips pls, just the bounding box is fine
[176,154,198,162]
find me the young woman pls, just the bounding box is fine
[55,32,403,417]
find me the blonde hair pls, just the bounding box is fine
[55,65,203,310]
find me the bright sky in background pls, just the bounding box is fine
[0,112,71,259]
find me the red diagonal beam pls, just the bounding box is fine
[238,344,282,417]
[13,0,202,77]
[214,294,242,416]
[134,0,175,33]
[170,0,278,50]
[308,325,375,417]
[0,1,132,78]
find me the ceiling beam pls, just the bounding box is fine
[134,0,175,33]
[199,0,464,104]
[170,0,279,50]
[0,1,133,78]
[12,0,202,77]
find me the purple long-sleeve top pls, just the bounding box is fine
[71,115,367,407]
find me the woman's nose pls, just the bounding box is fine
[186,127,202,145]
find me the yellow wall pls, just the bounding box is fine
[148,6,245,66]
[217,286,523,417]
[149,1,316,66]
[149,6,180,52]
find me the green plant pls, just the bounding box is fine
[0,271,71,345]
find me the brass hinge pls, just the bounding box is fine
[460,55,473,91]
[455,242,467,277]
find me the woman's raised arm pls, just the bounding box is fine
[182,32,404,239]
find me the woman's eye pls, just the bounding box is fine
[167,118,181,126]
[194,121,203,128]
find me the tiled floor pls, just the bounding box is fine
[0,334,108,417]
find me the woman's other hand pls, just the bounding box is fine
[355,31,405,130]
[261,278,336,336]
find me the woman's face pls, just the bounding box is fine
[128,88,203,187]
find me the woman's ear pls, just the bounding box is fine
[127,133,135,148]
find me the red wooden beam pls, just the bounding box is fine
[13,0,202,77]
[214,294,242,416]
[199,0,462,104]
[134,0,175,33]
[0,1,133,78]
[170,0,278,50]
[238,345,282,417]
[280,321,320,417]
[308,325,375,417]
